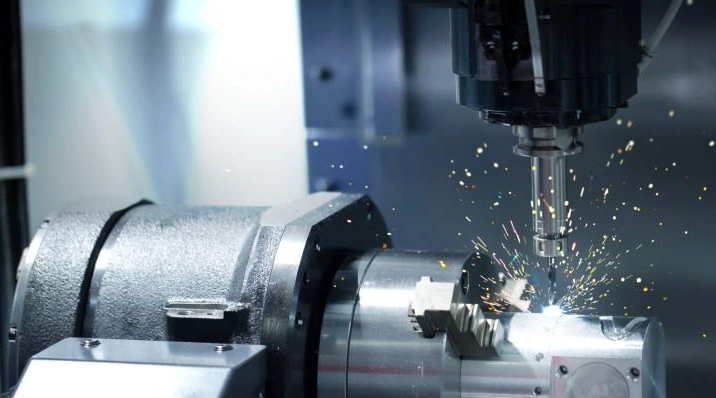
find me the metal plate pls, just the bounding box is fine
[13,338,265,398]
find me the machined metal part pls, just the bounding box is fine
[319,250,478,398]
[461,314,665,398]
[408,276,504,358]
[500,277,532,313]
[12,338,266,398]
[6,193,390,397]
[319,246,665,398]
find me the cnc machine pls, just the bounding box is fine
[3,1,686,397]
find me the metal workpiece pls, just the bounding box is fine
[461,314,665,398]
[12,338,266,398]
[318,247,664,398]
[319,250,480,398]
[408,276,504,358]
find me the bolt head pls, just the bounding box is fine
[214,344,233,352]
[80,338,101,348]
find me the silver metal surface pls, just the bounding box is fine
[461,314,665,398]
[0,164,34,181]
[6,210,115,386]
[500,278,531,313]
[79,338,100,348]
[13,338,266,398]
[513,126,582,259]
[7,193,665,397]
[83,205,266,339]
[248,193,389,397]
[319,250,483,398]
[8,193,389,398]
[319,247,664,398]
[408,276,504,358]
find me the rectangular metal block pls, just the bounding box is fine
[12,338,265,398]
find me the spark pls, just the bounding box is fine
[625,140,635,152]
[510,220,521,244]
[543,305,563,316]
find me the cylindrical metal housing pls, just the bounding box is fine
[319,248,665,398]
[319,250,484,398]
[6,193,390,398]
[530,156,567,257]
[531,156,566,238]
[513,126,580,258]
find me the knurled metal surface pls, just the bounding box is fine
[87,206,265,340]
[13,210,114,381]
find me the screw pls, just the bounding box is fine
[558,365,569,376]
[630,367,641,378]
[533,386,543,396]
[8,326,17,340]
[214,344,233,352]
[80,338,101,348]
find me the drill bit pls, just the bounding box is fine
[547,257,557,305]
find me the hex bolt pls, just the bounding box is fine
[214,344,233,353]
[80,338,101,348]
